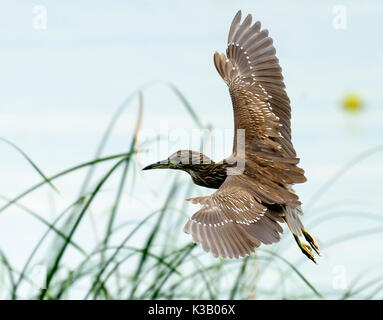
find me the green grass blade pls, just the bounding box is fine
[168,82,205,129]
[11,196,90,299]
[229,257,249,299]
[128,178,179,299]
[0,137,60,195]
[0,152,133,215]
[261,250,323,299]
[38,156,129,299]
[306,145,383,210]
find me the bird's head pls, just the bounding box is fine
[143,150,226,188]
[142,150,213,171]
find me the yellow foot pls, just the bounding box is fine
[302,228,320,255]
[294,235,316,264]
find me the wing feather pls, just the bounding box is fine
[183,11,309,259]
[184,176,283,258]
[213,10,306,207]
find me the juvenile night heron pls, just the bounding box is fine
[143,11,320,262]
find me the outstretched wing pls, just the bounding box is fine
[183,176,284,258]
[184,11,308,259]
[214,11,306,207]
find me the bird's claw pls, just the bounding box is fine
[294,234,317,264]
[302,228,320,255]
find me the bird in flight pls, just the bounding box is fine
[143,11,320,263]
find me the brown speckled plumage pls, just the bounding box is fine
[143,11,319,262]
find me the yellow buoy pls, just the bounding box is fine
[342,92,364,113]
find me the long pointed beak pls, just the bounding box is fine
[142,161,169,170]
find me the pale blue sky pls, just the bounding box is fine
[0,0,382,298]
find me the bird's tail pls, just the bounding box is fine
[284,205,304,236]
[284,206,320,263]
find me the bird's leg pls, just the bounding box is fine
[293,234,316,264]
[302,228,320,255]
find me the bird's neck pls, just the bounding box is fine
[185,163,229,189]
